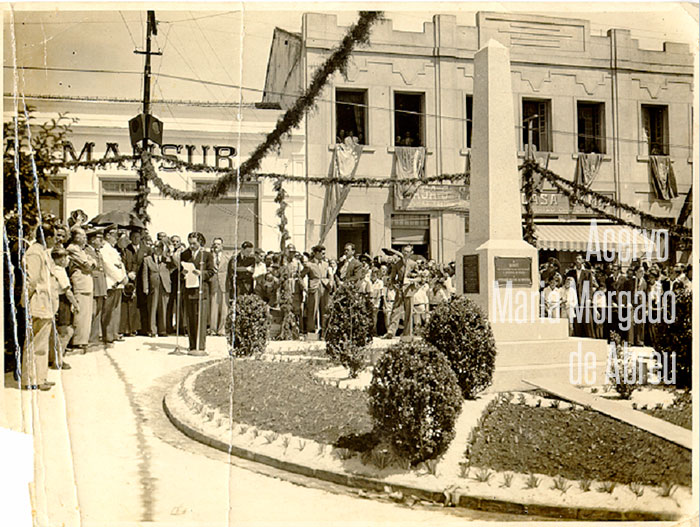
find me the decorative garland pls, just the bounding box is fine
[132,163,152,225]
[138,11,383,204]
[273,177,300,340]
[521,163,537,246]
[144,151,470,188]
[52,154,137,171]
[523,160,692,240]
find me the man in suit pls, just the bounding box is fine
[301,245,333,335]
[209,237,231,336]
[65,227,95,350]
[142,241,174,337]
[85,229,108,348]
[180,232,215,355]
[337,242,364,286]
[226,240,255,300]
[121,230,149,335]
[166,234,185,334]
[100,226,128,346]
[383,244,420,339]
[565,254,597,337]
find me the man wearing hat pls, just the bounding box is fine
[99,226,128,346]
[85,227,108,348]
[180,232,215,354]
[383,244,419,339]
[338,242,363,286]
[301,245,333,335]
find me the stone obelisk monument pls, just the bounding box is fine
[456,40,608,390]
[456,39,539,324]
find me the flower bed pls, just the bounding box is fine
[640,390,692,431]
[467,400,691,487]
[193,359,372,445]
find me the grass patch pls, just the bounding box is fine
[640,390,692,431]
[467,401,690,487]
[194,359,372,446]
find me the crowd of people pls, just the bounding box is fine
[538,254,692,345]
[18,210,459,391]
[19,206,692,392]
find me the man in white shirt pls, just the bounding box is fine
[208,237,231,336]
[100,226,127,346]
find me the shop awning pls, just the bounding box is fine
[535,224,657,257]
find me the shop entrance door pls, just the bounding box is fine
[337,213,370,258]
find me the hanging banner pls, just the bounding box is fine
[318,137,363,243]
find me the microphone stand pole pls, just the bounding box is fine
[172,251,183,355]
[196,255,205,351]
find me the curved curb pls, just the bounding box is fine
[164,360,681,522]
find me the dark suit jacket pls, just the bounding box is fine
[339,257,364,285]
[179,249,215,300]
[226,253,256,298]
[124,243,150,297]
[565,267,596,301]
[388,257,419,297]
[142,254,174,294]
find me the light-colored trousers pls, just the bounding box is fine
[71,292,92,345]
[50,325,74,366]
[209,287,228,335]
[21,317,52,387]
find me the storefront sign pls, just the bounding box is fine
[396,185,469,211]
[527,190,615,216]
[462,254,479,294]
[494,257,532,287]
[61,141,238,171]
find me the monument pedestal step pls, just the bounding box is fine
[490,338,610,392]
[491,319,570,342]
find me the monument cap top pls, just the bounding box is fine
[482,38,507,50]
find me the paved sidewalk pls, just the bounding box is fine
[3,370,81,527]
[4,335,525,525]
[524,379,692,449]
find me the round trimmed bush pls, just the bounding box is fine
[655,287,691,389]
[368,341,463,464]
[424,296,497,399]
[226,294,270,357]
[324,284,374,377]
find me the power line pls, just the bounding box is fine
[119,11,139,50]
[159,11,240,24]
[8,65,694,151]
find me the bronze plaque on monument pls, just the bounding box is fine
[462,254,479,294]
[494,257,532,287]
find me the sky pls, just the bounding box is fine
[3,2,698,105]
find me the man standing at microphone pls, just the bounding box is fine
[180,232,214,355]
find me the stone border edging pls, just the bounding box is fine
[163,360,681,522]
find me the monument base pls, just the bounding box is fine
[488,337,610,392]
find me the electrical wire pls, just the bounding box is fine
[119,11,140,50]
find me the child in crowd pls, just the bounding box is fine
[50,247,80,369]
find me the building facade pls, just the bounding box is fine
[6,97,306,251]
[263,12,693,263]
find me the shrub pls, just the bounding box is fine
[424,296,497,399]
[226,294,270,357]
[324,284,374,378]
[368,341,463,465]
[654,287,691,389]
[608,332,639,400]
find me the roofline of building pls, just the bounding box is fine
[3,93,280,109]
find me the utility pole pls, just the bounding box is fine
[130,11,163,225]
[134,11,162,153]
